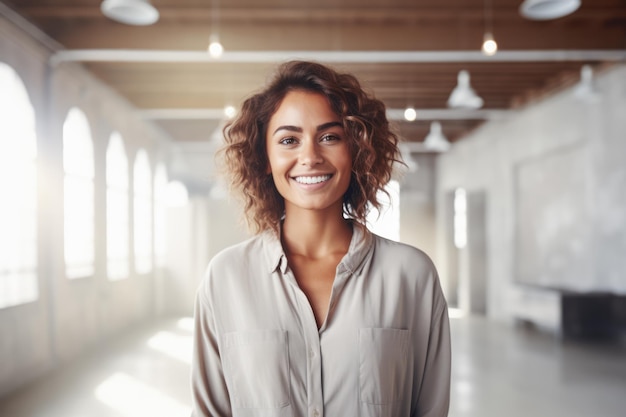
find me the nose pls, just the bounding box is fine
[299,139,323,166]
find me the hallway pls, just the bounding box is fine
[0,315,624,417]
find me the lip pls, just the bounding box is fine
[290,173,333,188]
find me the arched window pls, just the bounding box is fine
[153,163,168,268]
[367,180,401,242]
[63,107,95,279]
[454,188,467,249]
[134,150,152,274]
[0,62,38,308]
[106,132,129,280]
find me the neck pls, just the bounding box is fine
[281,206,352,259]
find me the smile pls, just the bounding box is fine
[293,175,332,185]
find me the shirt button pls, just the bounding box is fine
[312,409,320,417]
[308,348,315,359]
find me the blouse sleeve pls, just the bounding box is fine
[413,282,452,417]
[190,287,232,416]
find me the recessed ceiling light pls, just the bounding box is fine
[101,0,159,26]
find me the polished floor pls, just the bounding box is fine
[0,314,625,417]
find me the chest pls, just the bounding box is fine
[288,255,342,328]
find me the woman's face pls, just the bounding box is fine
[266,90,352,215]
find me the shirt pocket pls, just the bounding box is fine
[222,329,291,409]
[359,328,410,405]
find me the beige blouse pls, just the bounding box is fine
[191,224,451,417]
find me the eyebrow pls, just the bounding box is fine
[272,121,343,136]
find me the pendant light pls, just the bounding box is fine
[448,70,484,109]
[208,34,224,58]
[207,0,224,58]
[423,121,451,152]
[519,0,581,20]
[482,0,498,56]
[574,65,600,101]
[101,0,159,26]
[404,107,417,122]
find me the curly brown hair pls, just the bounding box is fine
[221,60,401,234]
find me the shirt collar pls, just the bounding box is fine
[338,222,373,275]
[261,228,286,274]
[261,221,374,276]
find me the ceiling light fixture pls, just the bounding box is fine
[100,0,159,26]
[482,0,498,56]
[574,64,600,101]
[448,70,484,109]
[519,0,581,20]
[208,34,223,58]
[404,107,417,121]
[482,33,498,56]
[207,0,223,58]
[423,121,451,152]
[224,105,236,119]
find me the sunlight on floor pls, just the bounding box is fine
[146,331,193,364]
[95,372,191,417]
[177,317,194,332]
[448,308,466,319]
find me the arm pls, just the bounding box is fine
[413,292,452,417]
[190,288,232,417]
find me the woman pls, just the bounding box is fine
[191,61,450,417]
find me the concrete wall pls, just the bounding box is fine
[399,154,438,260]
[435,64,626,330]
[0,14,184,397]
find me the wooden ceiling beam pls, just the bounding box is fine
[44,22,626,51]
[19,6,626,22]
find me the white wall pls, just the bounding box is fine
[159,194,249,316]
[399,154,438,260]
[435,64,626,329]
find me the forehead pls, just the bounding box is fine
[268,90,339,125]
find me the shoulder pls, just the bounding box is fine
[370,233,436,274]
[369,233,447,312]
[197,234,269,295]
[208,234,264,273]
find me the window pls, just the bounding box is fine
[63,107,95,279]
[0,62,38,308]
[454,188,467,249]
[153,164,168,268]
[106,132,129,280]
[367,180,400,241]
[134,150,152,274]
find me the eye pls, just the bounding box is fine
[320,134,340,143]
[278,136,298,145]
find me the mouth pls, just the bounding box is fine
[292,174,332,185]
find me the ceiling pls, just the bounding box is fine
[3,0,626,148]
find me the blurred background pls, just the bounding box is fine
[0,0,625,416]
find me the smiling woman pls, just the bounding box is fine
[191,61,451,417]
[266,90,353,216]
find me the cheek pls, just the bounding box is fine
[266,150,290,177]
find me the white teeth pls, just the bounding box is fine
[294,175,331,184]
